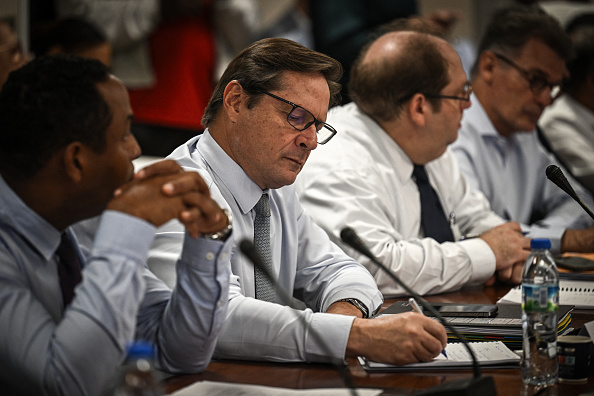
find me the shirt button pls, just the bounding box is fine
[206,252,215,261]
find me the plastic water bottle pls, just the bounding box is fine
[521,238,559,386]
[114,341,163,396]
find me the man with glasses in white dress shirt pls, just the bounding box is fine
[296,20,530,297]
[148,37,448,367]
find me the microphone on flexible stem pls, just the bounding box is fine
[546,165,594,221]
[239,239,358,396]
[340,227,497,396]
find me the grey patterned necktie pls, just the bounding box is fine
[254,194,276,302]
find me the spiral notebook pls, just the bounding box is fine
[498,280,594,309]
[358,341,520,371]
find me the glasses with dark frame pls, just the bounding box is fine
[423,81,473,102]
[493,53,563,101]
[259,91,337,145]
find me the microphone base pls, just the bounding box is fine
[414,375,497,396]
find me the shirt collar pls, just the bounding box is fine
[0,174,61,261]
[465,93,500,139]
[346,104,415,184]
[197,130,267,214]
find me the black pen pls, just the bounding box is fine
[408,298,448,359]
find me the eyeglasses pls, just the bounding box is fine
[423,81,473,102]
[493,53,563,101]
[259,91,337,145]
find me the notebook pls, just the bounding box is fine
[358,341,520,371]
[498,280,594,309]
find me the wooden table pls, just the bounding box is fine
[163,284,594,395]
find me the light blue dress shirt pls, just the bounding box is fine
[150,130,383,364]
[451,95,594,253]
[0,174,232,396]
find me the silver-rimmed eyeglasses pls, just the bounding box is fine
[260,91,337,145]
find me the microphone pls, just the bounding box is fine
[239,239,358,396]
[546,164,594,221]
[340,227,497,396]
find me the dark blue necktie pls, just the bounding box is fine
[413,164,454,243]
[56,233,83,307]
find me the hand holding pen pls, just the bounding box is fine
[409,298,448,359]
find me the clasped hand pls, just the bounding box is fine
[107,160,228,237]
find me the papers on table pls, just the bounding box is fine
[359,341,520,371]
[168,381,383,396]
[498,280,594,309]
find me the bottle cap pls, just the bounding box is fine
[126,341,155,359]
[530,238,551,250]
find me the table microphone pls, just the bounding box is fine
[340,227,497,396]
[546,165,594,221]
[239,239,358,396]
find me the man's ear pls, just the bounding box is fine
[63,142,85,183]
[222,81,245,123]
[477,51,497,85]
[407,93,429,127]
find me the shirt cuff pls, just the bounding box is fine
[179,233,233,275]
[525,227,565,254]
[458,238,496,283]
[307,312,355,364]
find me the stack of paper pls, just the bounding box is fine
[379,302,573,349]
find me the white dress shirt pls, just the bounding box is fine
[148,130,383,364]
[295,103,503,297]
[539,94,594,195]
[451,94,594,253]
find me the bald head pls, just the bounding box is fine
[349,30,453,122]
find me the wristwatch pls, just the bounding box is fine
[199,209,233,241]
[337,298,369,318]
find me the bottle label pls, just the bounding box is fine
[522,284,559,312]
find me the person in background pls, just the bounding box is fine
[31,17,112,66]
[308,0,460,104]
[296,20,530,297]
[148,37,448,367]
[53,0,216,157]
[539,14,594,196]
[0,55,233,396]
[0,21,27,89]
[450,5,594,254]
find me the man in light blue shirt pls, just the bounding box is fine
[0,55,233,396]
[451,5,594,254]
[149,37,447,366]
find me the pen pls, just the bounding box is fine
[408,297,448,359]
